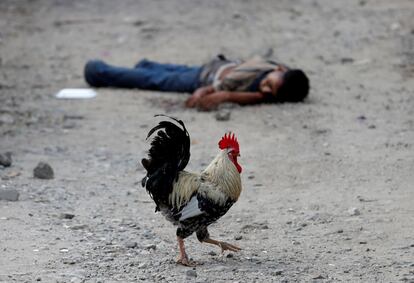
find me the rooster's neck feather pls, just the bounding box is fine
[169,151,242,210]
[202,150,242,201]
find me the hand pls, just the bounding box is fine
[185,91,203,108]
[185,86,214,108]
[196,92,229,111]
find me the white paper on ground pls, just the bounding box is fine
[55,88,97,99]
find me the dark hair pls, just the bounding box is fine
[276,69,310,102]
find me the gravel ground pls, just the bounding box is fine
[1,0,414,282]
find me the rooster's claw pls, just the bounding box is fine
[176,256,196,267]
[218,241,242,253]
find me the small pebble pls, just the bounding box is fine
[0,189,19,201]
[125,242,138,249]
[144,244,156,250]
[62,121,77,129]
[0,114,15,125]
[0,152,12,167]
[348,207,361,216]
[59,213,75,220]
[138,262,147,269]
[186,269,197,278]
[2,170,21,180]
[340,57,354,64]
[357,115,366,121]
[69,224,88,230]
[215,110,231,121]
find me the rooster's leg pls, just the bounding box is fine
[203,237,241,253]
[176,236,195,266]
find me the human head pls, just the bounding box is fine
[260,67,310,102]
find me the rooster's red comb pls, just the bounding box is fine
[218,132,240,152]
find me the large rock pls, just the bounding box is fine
[33,162,54,179]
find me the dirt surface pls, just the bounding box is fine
[1,0,414,282]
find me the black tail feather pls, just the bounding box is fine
[141,115,191,210]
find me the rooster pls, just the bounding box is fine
[141,115,242,266]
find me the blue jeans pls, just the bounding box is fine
[84,59,202,93]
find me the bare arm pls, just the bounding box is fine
[185,86,216,108]
[223,91,265,105]
[195,91,265,110]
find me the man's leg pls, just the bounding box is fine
[85,60,144,88]
[84,59,201,92]
[155,67,202,93]
[134,59,199,72]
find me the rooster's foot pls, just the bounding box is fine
[176,255,196,267]
[203,237,242,253]
[218,241,241,253]
[177,236,196,266]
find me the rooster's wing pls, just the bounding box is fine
[177,182,235,222]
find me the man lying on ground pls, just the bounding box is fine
[84,54,310,110]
